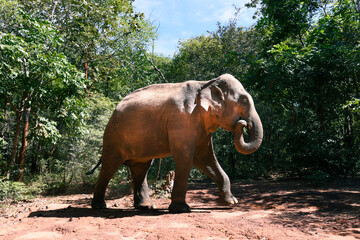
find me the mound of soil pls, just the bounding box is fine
[1,179,360,239]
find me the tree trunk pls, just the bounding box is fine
[31,143,41,174]
[85,61,89,79]
[316,105,326,131]
[17,106,31,182]
[48,147,54,176]
[1,100,8,139]
[7,112,22,179]
[1,100,10,164]
[6,92,29,179]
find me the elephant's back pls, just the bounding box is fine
[115,81,203,113]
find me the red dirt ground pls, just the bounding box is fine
[1,179,360,240]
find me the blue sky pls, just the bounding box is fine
[133,0,256,57]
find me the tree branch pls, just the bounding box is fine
[143,52,168,83]
[50,0,59,23]
[6,96,19,114]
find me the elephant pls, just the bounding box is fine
[90,74,263,213]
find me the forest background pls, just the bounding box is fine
[1,0,359,201]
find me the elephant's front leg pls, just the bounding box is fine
[193,136,238,205]
[128,160,155,210]
[168,148,194,213]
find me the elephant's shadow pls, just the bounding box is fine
[28,206,170,219]
[28,205,232,219]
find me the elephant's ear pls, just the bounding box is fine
[196,85,224,114]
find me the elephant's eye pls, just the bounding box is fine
[240,97,248,106]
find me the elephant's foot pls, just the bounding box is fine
[134,199,156,210]
[134,191,156,210]
[91,199,107,209]
[218,192,238,206]
[169,202,191,213]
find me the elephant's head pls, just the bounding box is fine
[197,74,263,155]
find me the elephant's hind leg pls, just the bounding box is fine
[128,160,155,210]
[91,153,124,209]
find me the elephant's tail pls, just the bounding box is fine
[86,158,102,175]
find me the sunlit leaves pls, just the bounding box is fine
[0,1,88,179]
[34,117,61,144]
[345,98,360,114]
[248,0,360,176]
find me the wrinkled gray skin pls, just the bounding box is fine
[91,74,263,213]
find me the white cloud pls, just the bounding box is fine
[214,4,237,22]
[180,31,193,39]
[134,0,162,11]
[238,7,257,25]
[134,0,170,24]
[153,37,179,57]
[198,0,253,24]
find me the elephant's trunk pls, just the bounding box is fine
[234,111,263,155]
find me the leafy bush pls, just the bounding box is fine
[0,178,43,202]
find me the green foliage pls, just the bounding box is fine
[108,166,132,193]
[169,35,224,81]
[0,0,159,183]
[1,0,360,200]
[34,118,61,144]
[212,129,269,179]
[245,0,360,177]
[167,0,360,180]
[345,98,360,114]
[168,25,260,83]
[62,93,116,176]
[0,177,42,201]
[0,137,6,160]
[0,1,88,180]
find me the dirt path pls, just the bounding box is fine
[1,180,360,239]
